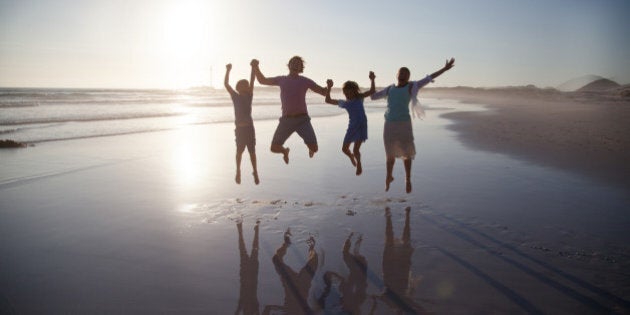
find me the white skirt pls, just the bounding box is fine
[383,120,415,159]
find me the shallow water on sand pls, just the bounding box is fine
[0,99,628,313]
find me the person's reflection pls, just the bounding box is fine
[318,232,368,314]
[371,207,426,315]
[234,219,260,315]
[263,229,318,315]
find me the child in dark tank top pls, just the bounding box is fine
[224,63,260,185]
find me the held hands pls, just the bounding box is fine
[250,59,259,67]
[444,58,455,70]
[369,71,375,80]
[326,79,334,89]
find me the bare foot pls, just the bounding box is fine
[356,162,362,176]
[253,172,260,185]
[385,176,394,191]
[284,228,292,244]
[307,236,316,250]
[309,149,315,158]
[406,180,412,193]
[283,148,290,164]
[235,171,241,184]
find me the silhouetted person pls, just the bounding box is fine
[370,207,426,315]
[224,63,260,185]
[324,72,376,176]
[234,220,260,315]
[317,232,368,314]
[370,59,455,193]
[251,57,329,163]
[263,229,319,315]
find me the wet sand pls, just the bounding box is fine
[427,87,630,191]
[1,103,629,313]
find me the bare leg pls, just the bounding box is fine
[301,236,318,278]
[343,232,353,254]
[354,233,363,255]
[403,207,411,245]
[235,144,246,184]
[249,150,260,185]
[385,157,395,191]
[307,143,318,158]
[237,221,246,258]
[404,158,412,193]
[271,144,290,164]
[385,207,393,246]
[353,142,363,175]
[252,219,260,257]
[342,143,357,167]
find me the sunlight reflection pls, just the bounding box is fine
[171,129,204,190]
[170,124,233,193]
[177,203,198,214]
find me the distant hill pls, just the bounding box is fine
[556,75,604,92]
[576,78,621,92]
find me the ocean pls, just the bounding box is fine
[0,87,386,144]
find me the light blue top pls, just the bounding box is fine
[385,85,412,121]
[371,75,434,121]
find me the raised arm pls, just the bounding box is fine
[249,62,255,91]
[250,59,275,86]
[324,79,339,105]
[429,58,455,80]
[309,81,328,97]
[224,63,236,94]
[360,71,376,98]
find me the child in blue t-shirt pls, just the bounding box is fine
[325,71,376,175]
[224,63,259,185]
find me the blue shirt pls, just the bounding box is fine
[338,98,367,128]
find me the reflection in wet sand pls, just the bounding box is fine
[371,207,427,315]
[263,229,319,315]
[235,220,261,315]
[318,232,368,314]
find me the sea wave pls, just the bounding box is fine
[0,112,185,126]
[0,87,377,144]
[0,100,40,108]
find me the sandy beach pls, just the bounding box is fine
[426,87,630,191]
[1,97,629,314]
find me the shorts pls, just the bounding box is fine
[235,125,256,153]
[271,115,317,146]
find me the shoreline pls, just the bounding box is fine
[423,88,630,191]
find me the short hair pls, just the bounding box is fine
[288,56,304,69]
[342,80,360,93]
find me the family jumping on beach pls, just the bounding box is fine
[224,56,455,193]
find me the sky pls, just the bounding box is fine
[0,0,629,89]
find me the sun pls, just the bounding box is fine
[159,0,215,88]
